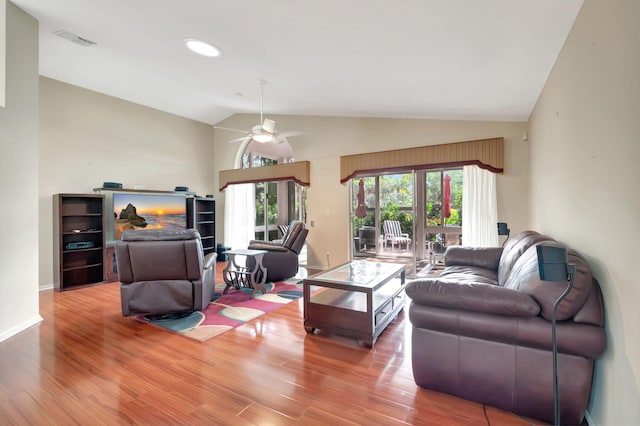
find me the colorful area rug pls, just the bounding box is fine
[136,279,303,342]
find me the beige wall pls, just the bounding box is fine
[529,0,640,424]
[0,3,40,341]
[213,114,529,269]
[37,80,530,285]
[38,77,215,288]
[0,0,6,108]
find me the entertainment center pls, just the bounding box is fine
[53,188,216,290]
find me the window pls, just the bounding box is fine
[426,169,462,227]
[424,169,463,251]
[241,140,305,241]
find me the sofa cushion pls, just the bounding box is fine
[497,231,554,286]
[573,278,605,326]
[445,246,503,270]
[502,245,593,321]
[405,279,540,317]
[439,265,498,286]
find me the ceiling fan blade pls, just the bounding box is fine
[277,130,304,138]
[275,135,289,144]
[227,136,251,144]
[214,125,249,134]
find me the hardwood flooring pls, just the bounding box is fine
[0,263,545,425]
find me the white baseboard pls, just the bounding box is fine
[0,315,43,343]
[40,284,54,291]
[585,409,596,426]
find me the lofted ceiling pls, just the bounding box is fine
[13,0,584,125]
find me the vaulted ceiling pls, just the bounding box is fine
[13,0,584,125]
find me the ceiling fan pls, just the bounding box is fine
[215,79,303,144]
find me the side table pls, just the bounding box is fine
[222,249,268,298]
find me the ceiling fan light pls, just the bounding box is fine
[253,133,273,143]
[184,38,221,57]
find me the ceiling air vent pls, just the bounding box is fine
[53,30,97,47]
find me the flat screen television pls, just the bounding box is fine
[109,192,187,241]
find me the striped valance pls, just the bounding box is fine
[219,161,310,191]
[340,137,504,183]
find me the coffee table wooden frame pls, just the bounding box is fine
[303,261,406,347]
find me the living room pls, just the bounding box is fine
[1,1,639,425]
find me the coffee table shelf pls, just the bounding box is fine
[303,261,406,347]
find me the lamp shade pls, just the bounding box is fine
[536,243,569,281]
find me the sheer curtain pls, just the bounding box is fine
[462,165,499,247]
[223,183,255,249]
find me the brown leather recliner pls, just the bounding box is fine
[405,231,606,425]
[115,229,216,316]
[247,220,308,282]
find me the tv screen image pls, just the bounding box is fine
[112,193,187,240]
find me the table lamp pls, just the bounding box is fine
[536,243,575,426]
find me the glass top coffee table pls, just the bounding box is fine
[303,260,406,347]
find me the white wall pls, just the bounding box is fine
[0,3,40,342]
[0,0,6,108]
[528,0,640,424]
[38,77,215,288]
[213,114,529,269]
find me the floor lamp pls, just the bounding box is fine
[497,222,510,247]
[536,244,575,426]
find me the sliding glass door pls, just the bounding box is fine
[421,169,463,265]
[379,173,414,258]
[350,167,462,277]
[351,173,414,259]
[352,177,377,254]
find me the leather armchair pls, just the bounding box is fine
[247,220,308,282]
[115,229,216,316]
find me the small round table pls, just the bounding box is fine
[222,249,268,298]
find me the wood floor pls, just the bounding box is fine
[0,263,545,425]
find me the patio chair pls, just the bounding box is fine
[273,224,289,244]
[427,232,461,266]
[383,220,412,250]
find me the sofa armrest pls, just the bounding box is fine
[204,252,217,269]
[248,241,290,252]
[405,279,540,317]
[444,246,503,270]
[248,239,279,247]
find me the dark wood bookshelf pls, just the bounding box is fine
[53,194,106,291]
[187,197,216,256]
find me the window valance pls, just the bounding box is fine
[339,137,504,183]
[219,161,310,191]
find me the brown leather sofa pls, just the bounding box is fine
[247,220,308,282]
[405,231,605,425]
[115,229,216,316]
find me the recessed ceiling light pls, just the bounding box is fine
[184,38,221,57]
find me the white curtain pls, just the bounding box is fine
[462,165,499,247]
[223,183,255,249]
